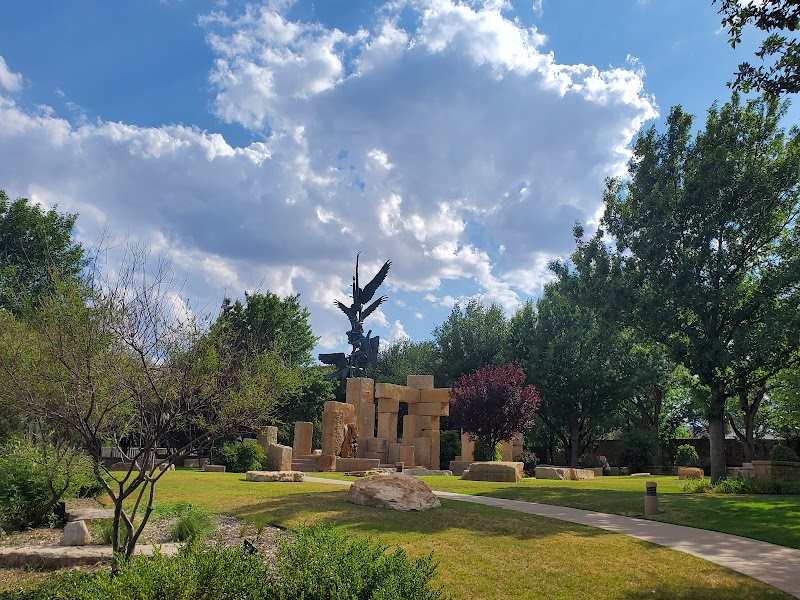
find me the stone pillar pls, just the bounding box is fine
[257,426,278,452]
[399,445,415,467]
[461,431,475,462]
[406,375,434,390]
[321,401,355,457]
[293,421,313,457]
[347,378,375,457]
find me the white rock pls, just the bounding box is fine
[346,473,440,511]
[59,520,91,546]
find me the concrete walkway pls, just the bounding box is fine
[305,476,800,598]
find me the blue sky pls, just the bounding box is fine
[0,0,785,354]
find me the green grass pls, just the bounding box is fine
[1,471,793,599]
[311,472,800,549]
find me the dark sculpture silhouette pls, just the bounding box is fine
[319,253,391,386]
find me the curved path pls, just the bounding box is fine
[305,476,800,598]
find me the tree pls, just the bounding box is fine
[0,250,294,568]
[509,284,632,467]
[0,191,85,315]
[433,299,507,385]
[716,0,800,94]
[450,363,540,455]
[367,338,438,385]
[214,292,316,365]
[595,93,800,481]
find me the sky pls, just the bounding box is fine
[0,0,784,356]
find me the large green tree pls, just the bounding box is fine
[368,338,438,386]
[508,286,633,467]
[594,93,800,481]
[716,0,800,94]
[433,299,507,385]
[0,191,85,315]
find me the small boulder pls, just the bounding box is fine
[346,473,440,511]
[463,462,524,483]
[59,520,91,546]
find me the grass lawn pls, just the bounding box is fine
[2,471,793,599]
[313,473,800,550]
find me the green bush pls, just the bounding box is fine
[674,444,700,467]
[97,519,124,546]
[30,524,447,600]
[213,439,266,473]
[513,451,539,476]
[439,430,461,469]
[472,438,501,461]
[620,428,658,473]
[169,506,215,542]
[683,476,800,495]
[0,439,94,531]
[770,444,800,462]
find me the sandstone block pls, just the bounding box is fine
[202,464,226,472]
[322,403,353,456]
[346,377,375,406]
[59,521,91,546]
[425,430,440,471]
[388,442,401,464]
[678,467,704,480]
[365,451,385,461]
[420,388,451,403]
[358,401,376,439]
[399,445,415,467]
[406,375,434,390]
[375,383,421,403]
[318,454,336,472]
[293,421,313,457]
[377,412,398,442]
[449,460,473,476]
[377,398,400,413]
[367,437,388,453]
[500,440,514,462]
[246,470,304,482]
[265,444,292,471]
[534,466,594,480]
[461,432,475,462]
[346,473,440,511]
[335,458,380,472]
[408,403,449,417]
[258,426,278,448]
[462,461,524,483]
[412,437,432,470]
[341,423,359,458]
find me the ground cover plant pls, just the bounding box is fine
[313,472,800,549]
[1,471,787,600]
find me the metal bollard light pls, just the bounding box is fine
[645,481,658,516]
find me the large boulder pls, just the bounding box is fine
[462,461,524,483]
[346,473,441,511]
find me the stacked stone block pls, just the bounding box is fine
[257,426,293,471]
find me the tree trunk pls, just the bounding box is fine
[709,383,728,483]
[568,422,581,468]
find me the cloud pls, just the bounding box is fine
[0,0,657,350]
[0,57,22,92]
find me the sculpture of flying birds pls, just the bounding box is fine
[334,253,392,324]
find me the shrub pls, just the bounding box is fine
[31,524,447,600]
[439,430,461,470]
[683,476,800,495]
[513,451,539,476]
[272,524,446,600]
[620,428,658,473]
[0,438,94,531]
[675,444,700,467]
[97,519,124,546]
[770,444,800,462]
[213,439,266,473]
[169,506,215,542]
[472,438,501,461]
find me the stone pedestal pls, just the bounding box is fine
[265,444,292,471]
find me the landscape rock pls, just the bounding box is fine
[66,508,114,522]
[202,464,226,473]
[535,466,595,481]
[59,521,91,546]
[246,470,304,482]
[678,467,704,480]
[462,461,524,483]
[346,473,441,511]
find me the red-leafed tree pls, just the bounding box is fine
[450,363,541,457]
